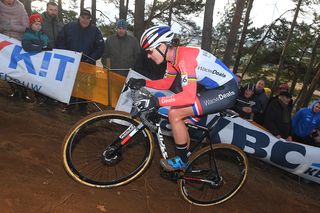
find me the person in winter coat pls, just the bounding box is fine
[22,14,51,52]
[56,9,104,65]
[264,91,293,140]
[232,82,258,120]
[56,9,104,114]
[253,79,269,124]
[0,0,28,40]
[102,19,140,76]
[292,100,320,147]
[0,0,29,100]
[41,1,64,48]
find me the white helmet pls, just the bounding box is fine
[140,25,174,50]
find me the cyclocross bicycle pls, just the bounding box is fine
[62,86,248,206]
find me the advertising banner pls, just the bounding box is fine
[116,70,320,184]
[0,33,81,103]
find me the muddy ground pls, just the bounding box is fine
[0,81,319,213]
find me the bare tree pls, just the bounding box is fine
[222,0,246,67]
[58,0,63,21]
[91,0,97,25]
[233,0,254,73]
[295,33,320,109]
[272,0,302,94]
[134,0,145,39]
[80,0,85,12]
[201,0,215,52]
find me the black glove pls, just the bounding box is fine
[42,46,53,51]
[134,94,159,111]
[127,78,146,90]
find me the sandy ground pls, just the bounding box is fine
[0,81,319,213]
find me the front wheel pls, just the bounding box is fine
[178,144,248,206]
[62,111,154,188]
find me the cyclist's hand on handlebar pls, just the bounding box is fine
[127,78,146,90]
[134,94,159,111]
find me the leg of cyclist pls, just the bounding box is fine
[160,106,195,171]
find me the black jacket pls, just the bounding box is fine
[263,98,292,138]
[56,21,104,65]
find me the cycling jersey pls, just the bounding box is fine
[145,46,238,116]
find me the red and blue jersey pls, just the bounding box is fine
[146,46,236,107]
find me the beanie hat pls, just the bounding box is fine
[116,19,128,29]
[264,87,271,93]
[80,9,91,17]
[29,14,43,26]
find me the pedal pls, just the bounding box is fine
[159,166,179,182]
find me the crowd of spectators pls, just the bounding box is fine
[1,1,319,147]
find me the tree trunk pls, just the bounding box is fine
[295,32,320,110]
[272,0,302,95]
[233,0,254,73]
[201,0,215,52]
[145,0,158,29]
[58,0,63,21]
[167,0,174,26]
[125,0,130,20]
[134,0,145,40]
[80,0,85,13]
[303,64,320,107]
[222,0,246,67]
[91,0,97,25]
[119,0,126,19]
[241,10,291,78]
[21,0,31,15]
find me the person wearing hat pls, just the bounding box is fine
[22,13,50,52]
[292,100,320,147]
[263,90,293,140]
[56,9,105,114]
[102,19,140,76]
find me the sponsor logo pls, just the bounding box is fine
[204,91,236,106]
[160,97,176,104]
[197,66,226,78]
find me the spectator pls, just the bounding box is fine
[264,91,293,140]
[235,74,242,84]
[102,19,140,76]
[232,82,258,120]
[0,0,28,40]
[253,79,269,125]
[292,100,320,147]
[41,1,63,48]
[0,0,29,100]
[22,14,51,52]
[56,9,104,114]
[264,87,271,98]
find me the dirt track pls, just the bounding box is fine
[0,81,319,213]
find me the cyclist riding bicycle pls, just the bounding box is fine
[128,25,239,171]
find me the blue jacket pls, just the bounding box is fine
[22,28,49,52]
[56,21,104,65]
[292,100,320,137]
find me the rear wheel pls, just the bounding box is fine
[62,111,154,188]
[179,144,248,206]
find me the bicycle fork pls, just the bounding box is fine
[102,122,145,165]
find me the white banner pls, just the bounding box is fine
[116,70,320,184]
[0,33,81,103]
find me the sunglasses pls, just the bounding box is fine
[146,49,154,55]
